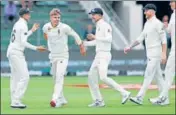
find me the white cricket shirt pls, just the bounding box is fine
[84,19,112,59]
[6,18,37,57]
[43,22,82,62]
[136,16,167,58]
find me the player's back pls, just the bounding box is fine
[7,18,28,56]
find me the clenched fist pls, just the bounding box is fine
[31,23,40,32]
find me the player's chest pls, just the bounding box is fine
[47,27,65,38]
[143,23,157,35]
[95,25,105,37]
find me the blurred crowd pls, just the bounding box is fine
[3,0,36,29]
[2,1,173,50]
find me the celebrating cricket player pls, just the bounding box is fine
[124,4,167,105]
[149,1,175,105]
[42,8,86,108]
[84,8,131,107]
[7,8,46,109]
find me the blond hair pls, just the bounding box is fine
[50,8,61,16]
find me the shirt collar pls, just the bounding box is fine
[50,22,61,28]
[19,17,27,25]
[96,18,104,26]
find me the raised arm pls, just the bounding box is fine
[21,24,46,52]
[20,28,37,50]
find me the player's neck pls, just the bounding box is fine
[20,17,28,24]
[148,15,155,20]
[96,18,103,23]
[51,22,59,28]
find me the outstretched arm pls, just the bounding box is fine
[124,30,145,54]
[66,26,86,56]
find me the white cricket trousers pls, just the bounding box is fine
[160,50,175,98]
[8,54,30,103]
[88,52,128,101]
[137,58,165,99]
[50,59,68,101]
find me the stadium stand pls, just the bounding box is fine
[1,1,92,51]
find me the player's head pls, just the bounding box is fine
[170,1,175,11]
[89,8,103,22]
[143,4,157,19]
[50,8,61,27]
[19,8,31,21]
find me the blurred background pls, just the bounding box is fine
[0,0,173,77]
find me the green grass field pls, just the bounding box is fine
[1,76,175,114]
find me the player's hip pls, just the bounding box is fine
[7,45,25,57]
[49,52,69,63]
[95,51,111,59]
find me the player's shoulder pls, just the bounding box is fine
[102,21,112,29]
[61,22,70,28]
[60,22,72,30]
[154,18,162,24]
[43,22,51,28]
[13,19,26,29]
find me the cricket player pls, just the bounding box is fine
[42,8,86,108]
[7,8,46,108]
[149,1,175,105]
[84,8,131,107]
[124,4,167,105]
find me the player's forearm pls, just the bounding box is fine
[27,30,33,38]
[96,36,112,43]
[129,41,140,49]
[162,43,167,55]
[21,35,37,50]
[70,31,82,45]
[84,40,96,46]
[79,43,84,50]
[23,42,37,50]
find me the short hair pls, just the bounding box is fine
[50,8,61,16]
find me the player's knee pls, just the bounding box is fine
[20,75,30,82]
[88,71,93,78]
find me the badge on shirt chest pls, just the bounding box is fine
[48,27,51,31]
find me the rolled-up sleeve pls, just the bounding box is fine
[156,22,167,44]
